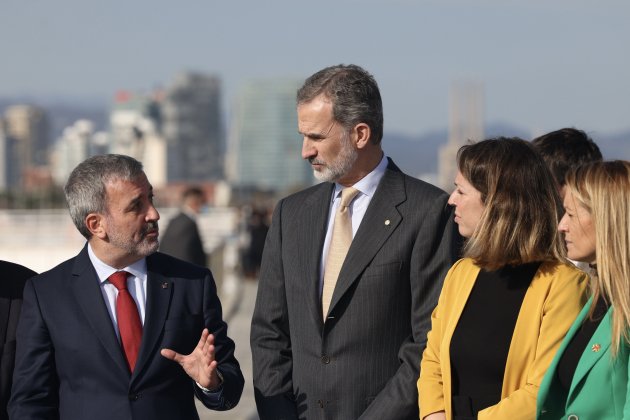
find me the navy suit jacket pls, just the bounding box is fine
[9,247,243,420]
[0,261,36,420]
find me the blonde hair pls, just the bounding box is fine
[458,137,566,270]
[565,160,630,355]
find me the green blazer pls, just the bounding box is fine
[537,297,630,419]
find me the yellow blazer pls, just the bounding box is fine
[418,258,589,420]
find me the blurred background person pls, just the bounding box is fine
[418,138,589,420]
[160,186,207,267]
[531,127,603,199]
[531,127,603,272]
[241,207,269,280]
[0,261,36,420]
[537,161,630,419]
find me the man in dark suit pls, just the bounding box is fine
[160,186,207,266]
[9,154,243,420]
[250,64,461,419]
[0,260,36,420]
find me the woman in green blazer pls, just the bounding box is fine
[537,161,630,419]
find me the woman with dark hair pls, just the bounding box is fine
[418,138,589,420]
[537,161,630,419]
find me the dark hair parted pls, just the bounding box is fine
[458,137,566,270]
[297,64,383,144]
[531,127,603,187]
[64,154,145,239]
[182,186,204,201]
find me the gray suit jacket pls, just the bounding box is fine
[251,159,461,420]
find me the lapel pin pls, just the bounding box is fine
[161,282,169,289]
[385,219,391,226]
[591,343,601,352]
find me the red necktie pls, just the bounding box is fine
[108,271,143,372]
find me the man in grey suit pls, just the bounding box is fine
[250,64,461,419]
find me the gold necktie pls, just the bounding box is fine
[322,187,360,320]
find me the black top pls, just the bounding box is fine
[556,297,609,391]
[450,262,540,419]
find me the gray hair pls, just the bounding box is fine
[297,64,383,144]
[64,154,145,239]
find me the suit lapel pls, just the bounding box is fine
[303,184,335,330]
[566,305,613,404]
[327,166,405,316]
[70,246,130,377]
[132,254,173,382]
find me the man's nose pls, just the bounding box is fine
[147,204,160,221]
[302,138,316,160]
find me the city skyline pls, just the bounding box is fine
[1,1,629,138]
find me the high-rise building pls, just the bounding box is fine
[3,105,49,170]
[438,81,484,191]
[50,120,102,186]
[162,72,223,182]
[0,119,20,190]
[109,90,167,187]
[226,79,312,192]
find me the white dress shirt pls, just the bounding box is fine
[87,244,148,336]
[319,154,388,294]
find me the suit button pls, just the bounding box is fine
[321,355,330,364]
[128,393,141,401]
[318,399,324,408]
[567,415,578,420]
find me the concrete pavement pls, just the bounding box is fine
[197,279,260,420]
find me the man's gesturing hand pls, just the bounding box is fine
[161,328,222,390]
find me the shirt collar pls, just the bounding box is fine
[87,243,148,284]
[182,205,198,220]
[331,154,388,202]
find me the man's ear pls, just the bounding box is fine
[353,123,371,149]
[86,213,107,239]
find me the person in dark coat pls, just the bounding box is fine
[160,186,207,267]
[0,260,36,420]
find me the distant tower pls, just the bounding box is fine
[3,105,49,179]
[438,81,484,191]
[226,79,312,192]
[162,72,223,182]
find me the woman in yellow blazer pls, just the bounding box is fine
[418,138,589,420]
[537,161,630,419]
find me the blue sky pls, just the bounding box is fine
[1,0,629,137]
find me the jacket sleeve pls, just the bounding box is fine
[360,195,461,419]
[624,344,630,419]
[418,261,461,418]
[8,279,60,420]
[250,200,299,420]
[478,268,589,420]
[195,269,244,411]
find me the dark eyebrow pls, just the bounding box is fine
[299,130,327,140]
[125,195,142,211]
[299,121,335,140]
